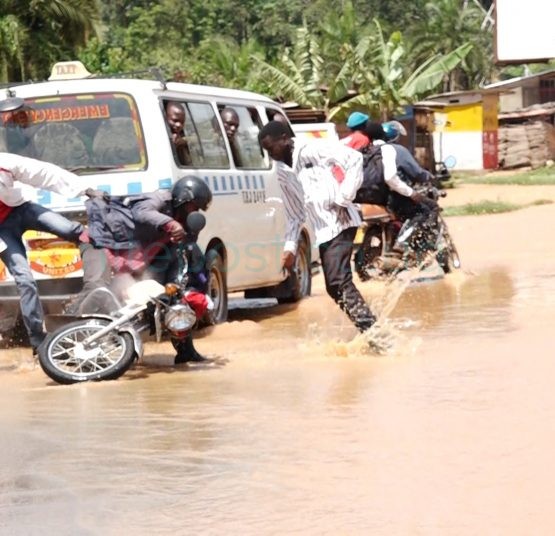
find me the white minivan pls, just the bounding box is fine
[0,62,316,338]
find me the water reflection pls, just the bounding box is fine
[1,264,555,534]
[391,269,517,337]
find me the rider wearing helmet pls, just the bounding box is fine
[132,175,213,364]
[76,176,213,364]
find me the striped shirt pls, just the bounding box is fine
[276,139,363,253]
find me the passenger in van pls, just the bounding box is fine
[220,107,243,167]
[0,152,104,355]
[165,101,194,166]
[259,121,378,341]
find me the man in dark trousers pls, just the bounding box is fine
[258,121,377,338]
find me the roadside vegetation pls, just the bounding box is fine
[443,198,553,217]
[0,0,521,123]
[452,166,555,186]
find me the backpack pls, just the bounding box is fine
[354,144,389,205]
[86,196,138,250]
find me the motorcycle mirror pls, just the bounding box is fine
[186,211,206,234]
[0,97,25,113]
[443,155,456,169]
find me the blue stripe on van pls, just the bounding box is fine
[260,175,265,189]
[245,176,250,189]
[221,176,227,191]
[97,185,112,195]
[229,176,235,190]
[158,178,172,189]
[37,190,51,205]
[253,176,258,189]
[127,182,142,194]
[237,176,243,189]
[212,177,219,192]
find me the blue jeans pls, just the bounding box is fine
[0,202,83,347]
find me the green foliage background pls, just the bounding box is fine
[2,0,547,119]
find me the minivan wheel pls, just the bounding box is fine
[277,238,312,304]
[202,250,228,325]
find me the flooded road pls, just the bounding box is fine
[2,202,555,534]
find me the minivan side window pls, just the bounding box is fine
[163,99,230,169]
[218,104,269,170]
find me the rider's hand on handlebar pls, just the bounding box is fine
[411,191,438,210]
[164,220,186,243]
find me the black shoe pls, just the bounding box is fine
[173,335,207,364]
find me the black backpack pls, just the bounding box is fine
[354,144,389,205]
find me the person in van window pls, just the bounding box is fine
[258,121,377,341]
[0,151,104,356]
[220,107,243,167]
[165,101,193,166]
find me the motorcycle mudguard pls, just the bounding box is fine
[117,326,144,360]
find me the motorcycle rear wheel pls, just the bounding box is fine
[38,318,136,384]
[354,226,384,281]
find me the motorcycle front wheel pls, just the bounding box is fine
[436,219,461,274]
[38,318,136,384]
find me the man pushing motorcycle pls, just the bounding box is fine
[75,175,213,364]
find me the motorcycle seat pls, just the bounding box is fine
[358,203,391,222]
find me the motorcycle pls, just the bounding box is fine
[354,182,461,281]
[38,213,207,384]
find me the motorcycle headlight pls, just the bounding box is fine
[165,303,196,336]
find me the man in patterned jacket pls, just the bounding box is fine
[259,121,376,336]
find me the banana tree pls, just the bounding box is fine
[329,20,472,121]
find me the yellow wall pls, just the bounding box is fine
[442,103,483,132]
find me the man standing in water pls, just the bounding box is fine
[259,121,377,336]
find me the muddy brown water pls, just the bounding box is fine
[1,198,555,534]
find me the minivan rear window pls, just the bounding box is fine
[0,93,146,173]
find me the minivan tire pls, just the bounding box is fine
[277,237,311,304]
[203,250,228,325]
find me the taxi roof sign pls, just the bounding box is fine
[48,61,92,81]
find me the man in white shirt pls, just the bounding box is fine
[0,152,99,353]
[364,121,436,217]
[259,121,376,335]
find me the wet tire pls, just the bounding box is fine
[38,318,136,384]
[203,250,228,325]
[277,237,312,304]
[354,226,383,281]
[436,224,461,274]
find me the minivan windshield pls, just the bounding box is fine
[0,92,146,173]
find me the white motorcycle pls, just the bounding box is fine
[38,213,207,384]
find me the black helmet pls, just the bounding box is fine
[171,175,212,211]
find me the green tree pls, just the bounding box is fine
[408,0,493,90]
[0,0,101,82]
[329,21,472,120]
